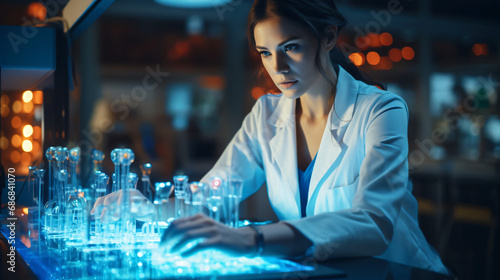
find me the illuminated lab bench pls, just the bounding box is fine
[0,221,451,280]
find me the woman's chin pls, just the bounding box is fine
[281,90,302,100]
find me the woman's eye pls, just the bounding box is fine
[259,51,271,57]
[285,44,298,52]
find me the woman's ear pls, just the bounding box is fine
[323,25,338,51]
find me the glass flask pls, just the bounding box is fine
[65,189,86,241]
[205,177,223,222]
[140,163,155,201]
[224,177,243,228]
[173,175,188,219]
[43,147,59,233]
[68,147,81,190]
[155,182,173,223]
[187,182,206,216]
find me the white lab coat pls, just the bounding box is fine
[201,66,448,275]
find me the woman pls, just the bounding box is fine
[92,0,448,275]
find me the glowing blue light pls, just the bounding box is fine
[154,0,233,8]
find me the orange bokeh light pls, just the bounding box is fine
[22,140,33,152]
[0,105,9,117]
[389,48,403,62]
[355,36,369,50]
[11,116,22,128]
[349,52,365,66]
[11,134,22,147]
[472,43,489,56]
[1,94,9,105]
[366,51,381,65]
[33,126,42,140]
[402,47,415,60]
[472,43,482,56]
[198,76,226,90]
[32,141,41,154]
[367,33,382,48]
[379,56,393,70]
[23,102,33,113]
[169,41,191,60]
[21,152,32,164]
[380,32,393,46]
[251,86,266,100]
[0,136,8,150]
[22,90,33,102]
[10,151,21,163]
[27,2,47,21]
[33,91,43,104]
[12,100,22,113]
[23,125,34,137]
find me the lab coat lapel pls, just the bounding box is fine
[307,66,359,214]
[268,97,301,218]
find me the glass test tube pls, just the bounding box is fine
[68,147,80,190]
[155,182,172,223]
[225,178,243,228]
[54,147,68,233]
[57,170,69,237]
[91,149,105,196]
[206,177,223,222]
[140,163,155,202]
[28,165,37,205]
[44,147,57,232]
[173,175,188,219]
[92,149,105,172]
[45,147,56,202]
[189,182,205,216]
[35,169,45,234]
[110,148,135,237]
[94,172,109,235]
[128,173,138,189]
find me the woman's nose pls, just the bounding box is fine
[273,53,289,74]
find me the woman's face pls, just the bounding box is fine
[254,16,327,99]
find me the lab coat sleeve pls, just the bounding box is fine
[286,93,409,258]
[200,97,266,200]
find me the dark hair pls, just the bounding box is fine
[247,0,386,90]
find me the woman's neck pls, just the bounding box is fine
[298,71,337,121]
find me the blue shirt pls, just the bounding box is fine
[298,154,317,217]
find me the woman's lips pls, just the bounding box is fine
[279,80,298,89]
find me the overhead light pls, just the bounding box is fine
[154,0,233,8]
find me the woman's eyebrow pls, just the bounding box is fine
[255,36,301,49]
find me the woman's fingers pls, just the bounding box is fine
[91,189,156,222]
[91,196,104,215]
[169,226,216,254]
[135,199,155,221]
[180,238,221,258]
[100,205,119,223]
[160,214,208,246]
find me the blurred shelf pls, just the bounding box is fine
[101,64,224,79]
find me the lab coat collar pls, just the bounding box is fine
[267,95,295,128]
[267,95,300,218]
[267,65,359,129]
[328,65,359,129]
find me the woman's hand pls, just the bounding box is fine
[90,189,156,223]
[160,213,257,258]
